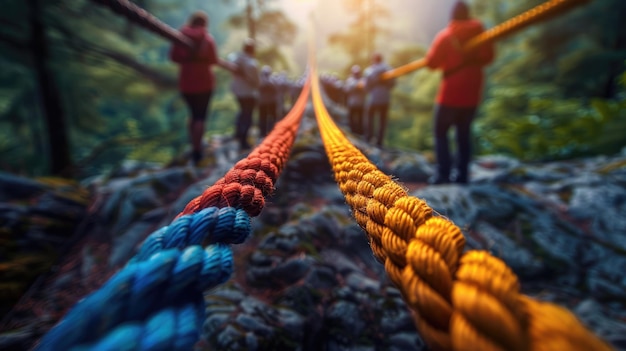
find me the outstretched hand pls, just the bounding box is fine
[218,59,240,74]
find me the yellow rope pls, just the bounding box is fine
[380,0,592,81]
[309,58,612,350]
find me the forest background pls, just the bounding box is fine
[0,0,625,179]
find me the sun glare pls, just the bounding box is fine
[277,0,317,24]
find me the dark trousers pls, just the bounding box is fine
[348,106,364,136]
[434,104,477,183]
[258,102,277,137]
[365,103,389,147]
[235,97,257,148]
[182,92,213,121]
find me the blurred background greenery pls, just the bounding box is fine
[0,0,624,179]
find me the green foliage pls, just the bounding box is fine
[475,76,626,161]
[0,0,239,178]
[1,0,624,179]
[386,69,439,151]
[472,0,626,161]
[223,0,297,70]
[327,0,391,66]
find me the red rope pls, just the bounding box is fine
[178,76,311,218]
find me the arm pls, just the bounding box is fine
[196,35,251,73]
[193,36,218,64]
[468,23,495,66]
[425,31,448,70]
[169,43,190,63]
[476,32,495,66]
[217,58,239,74]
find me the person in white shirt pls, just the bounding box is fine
[229,38,260,150]
[343,65,366,136]
[363,53,396,147]
[258,65,278,137]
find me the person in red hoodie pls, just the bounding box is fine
[426,1,495,184]
[170,11,236,165]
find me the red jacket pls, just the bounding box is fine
[169,26,219,93]
[426,19,495,107]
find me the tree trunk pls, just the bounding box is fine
[246,0,256,40]
[29,0,72,176]
[367,0,373,59]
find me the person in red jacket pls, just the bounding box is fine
[169,11,236,165]
[426,1,495,184]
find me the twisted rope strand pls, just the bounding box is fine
[178,77,311,218]
[36,245,232,350]
[380,0,592,81]
[133,207,251,261]
[36,71,312,350]
[70,302,203,351]
[310,59,611,350]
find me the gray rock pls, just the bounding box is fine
[304,264,338,289]
[321,249,362,275]
[587,253,626,300]
[388,332,425,351]
[203,312,230,337]
[108,207,167,267]
[0,172,46,201]
[568,183,626,251]
[207,286,247,304]
[235,314,274,337]
[573,299,626,349]
[216,324,246,349]
[472,221,545,278]
[345,272,380,293]
[388,154,434,183]
[380,305,414,334]
[326,301,365,339]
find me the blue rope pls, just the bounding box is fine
[35,207,251,351]
[133,207,250,262]
[70,301,203,351]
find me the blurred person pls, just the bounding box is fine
[331,74,345,106]
[170,10,237,165]
[258,65,278,138]
[426,1,495,184]
[364,53,396,147]
[343,65,366,136]
[228,38,260,150]
[274,71,290,117]
[289,76,305,109]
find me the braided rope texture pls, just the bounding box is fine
[36,211,241,351]
[310,62,611,351]
[464,0,592,52]
[178,76,311,218]
[380,0,592,81]
[36,74,311,350]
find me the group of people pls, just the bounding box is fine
[170,1,494,184]
[169,10,304,164]
[322,1,494,184]
[322,52,397,148]
[226,40,305,150]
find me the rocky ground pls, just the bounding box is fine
[1,108,626,350]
